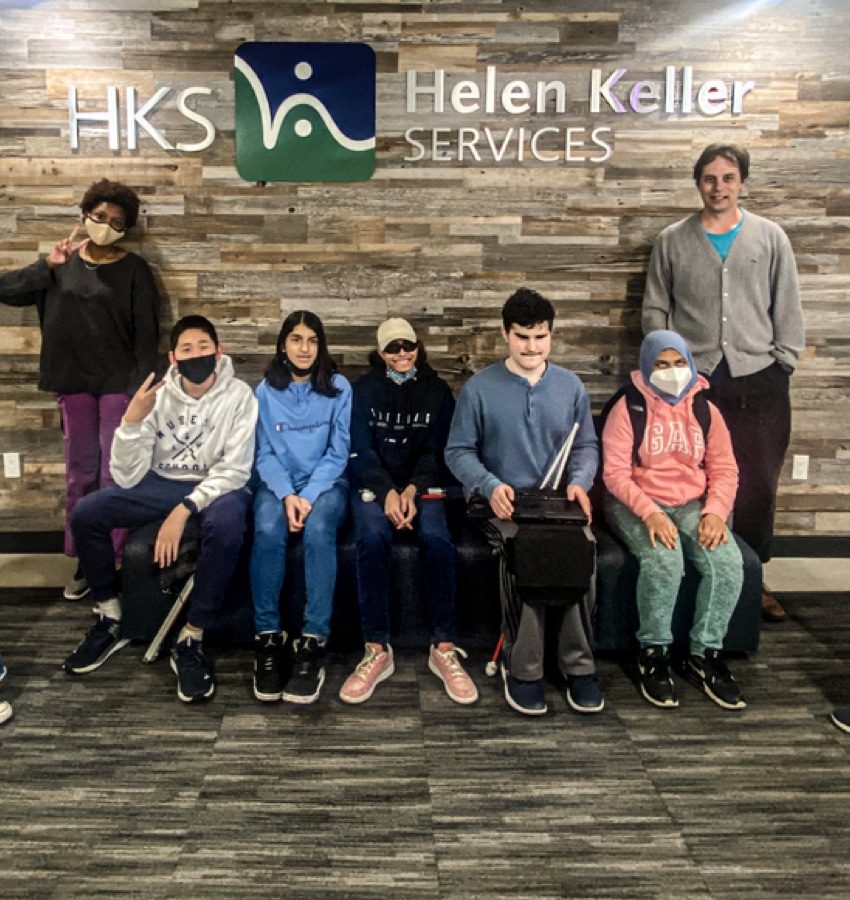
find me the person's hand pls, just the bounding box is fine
[123,373,164,425]
[489,483,515,520]
[154,504,191,568]
[698,513,728,551]
[566,484,592,524]
[46,225,87,268]
[284,494,312,533]
[384,489,405,528]
[396,484,418,530]
[644,511,678,550]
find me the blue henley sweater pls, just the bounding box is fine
[445,361,598,500]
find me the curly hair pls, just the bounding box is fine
[79,179,141,230]
[501,287,555,332]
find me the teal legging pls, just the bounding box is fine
[604,497,744,655]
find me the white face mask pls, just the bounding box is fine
[650,366,692,397]
[84,217,125,247]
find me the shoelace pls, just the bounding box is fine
[354,645,385,680]
[433,646,469,681]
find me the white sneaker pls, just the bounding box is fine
[0,699,12,725]
[63,565,90,600]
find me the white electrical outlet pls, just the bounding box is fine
[791,454,809,481]
[3,452,21,478]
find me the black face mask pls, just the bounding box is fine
[177,353,217,385]
[284,356,318,378]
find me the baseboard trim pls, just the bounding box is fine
[0,532,64,554]
[770,535,850,558]
[1,530,849,557]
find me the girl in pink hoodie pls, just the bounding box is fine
[602,330,746,712]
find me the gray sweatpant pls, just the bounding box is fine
[482,518,597,681]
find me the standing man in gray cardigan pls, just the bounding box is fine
[642,144,805,622]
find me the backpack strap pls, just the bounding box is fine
[622,382,647,466]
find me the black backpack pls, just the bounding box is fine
[598,382,711,467]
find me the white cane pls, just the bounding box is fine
[142,573,195,664]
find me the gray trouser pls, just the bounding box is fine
[482,518,597,681]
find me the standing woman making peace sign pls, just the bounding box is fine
[0,180,160,597]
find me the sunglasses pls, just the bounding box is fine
[383,340,418,354]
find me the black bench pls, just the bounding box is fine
[120,504,761,655]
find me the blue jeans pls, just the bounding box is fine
[604,496,744,655]
[250,482,348,639]
[352,494,458,646]
[70,471,251,631]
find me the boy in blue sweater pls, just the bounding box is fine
[445,288,601,716]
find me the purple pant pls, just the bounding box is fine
[58,392,129,558]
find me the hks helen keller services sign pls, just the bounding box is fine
[66,41,756,182]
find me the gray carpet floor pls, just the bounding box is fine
[1,588,849,899]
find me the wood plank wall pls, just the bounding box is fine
[0,0,848,536]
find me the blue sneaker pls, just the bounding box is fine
[0,653,6,684]
[500,662,547,716]
[566,673,605,714]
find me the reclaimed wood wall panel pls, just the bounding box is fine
[0,0,849,536]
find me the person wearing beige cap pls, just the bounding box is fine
[340,317,478,705]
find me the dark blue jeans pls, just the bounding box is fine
[352,495,458,646]
[70,471,251,631]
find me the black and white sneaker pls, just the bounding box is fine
[63,564,90,601]
[282,636,325,705]
[637,645,679,709]
[63,614,128,674]
[170,637,215,703]
[680,648,746,710]
[253,631,287,702]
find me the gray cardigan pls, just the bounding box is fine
[641,211,804,377]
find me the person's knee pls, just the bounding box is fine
[253,506,286,545]
[637,544,683,578]
[304,515,339,549]
[69,488,109,531]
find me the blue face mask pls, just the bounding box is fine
[386,366,417,386]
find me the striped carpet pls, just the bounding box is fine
[1,588,849,899]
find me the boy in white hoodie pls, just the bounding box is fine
[63,316,258,703]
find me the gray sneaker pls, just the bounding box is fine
[63,565,90,600]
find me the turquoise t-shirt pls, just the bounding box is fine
[704,215,743,261]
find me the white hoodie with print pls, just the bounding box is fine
[110,354,258,511]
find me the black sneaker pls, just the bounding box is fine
[281,636,325,705]
[500,661,547,716]
[680,648,746,710]
[170,637,215,703]
[63,564,90,601]
[253,631,287,702]
[63,614,128,674]
[637,645,679,709]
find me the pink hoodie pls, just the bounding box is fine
[602,371,738,522]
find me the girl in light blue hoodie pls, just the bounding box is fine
[250,310,351,706]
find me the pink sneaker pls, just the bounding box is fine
[339,643,394,704]
[429,644,479,705]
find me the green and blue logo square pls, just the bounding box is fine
[234,42,376,183]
